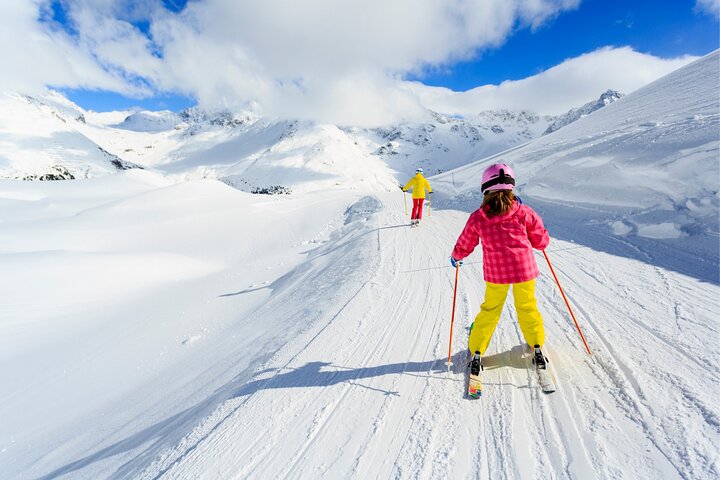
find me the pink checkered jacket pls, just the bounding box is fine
[451,201,549,284]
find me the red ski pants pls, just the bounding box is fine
[411,198,424,220]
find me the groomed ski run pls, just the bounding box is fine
[107,198,717,480]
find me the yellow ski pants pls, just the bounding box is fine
[468,279,545,354]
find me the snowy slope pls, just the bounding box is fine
[543,90,624,135]
[151,119,400,194]
[130,204,718,480]
[434,50,720,283]
[118,111,182,132]
[1,178,716,479]
[0,52,718,480]
[0,172,377,478]
[0,93,140,179]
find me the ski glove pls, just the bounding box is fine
[450,257,463,268]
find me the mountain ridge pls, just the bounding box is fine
[1,89,621,187]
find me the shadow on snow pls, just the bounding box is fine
[35,346,531,479]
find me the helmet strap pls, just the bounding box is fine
[481,172,515,193]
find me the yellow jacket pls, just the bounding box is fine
[403,174,432,199]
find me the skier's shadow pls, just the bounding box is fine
[463,345,532,393]
[229,354,466,399]
[480,344,529,371]
[229,345,530,400]
[35,349,528,479]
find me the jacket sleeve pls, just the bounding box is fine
[425,178,432,194]
[451,211,480,260]
[402,178,413,192]
[525,208,550,250]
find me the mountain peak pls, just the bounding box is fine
[543,90,625,135]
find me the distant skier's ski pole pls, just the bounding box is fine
[542,250,592,355]
[447,263,460,370]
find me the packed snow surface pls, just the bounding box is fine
[0,175,717,479]
[0,52,718,479]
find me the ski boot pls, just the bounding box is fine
[467,350,483,398]
[532,344,548,369]
[531,344,556,393]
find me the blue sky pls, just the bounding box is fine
[416,0,719,90]
[34,0,719,116]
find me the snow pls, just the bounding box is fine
[117,111,182,132]
[0,93,139,179]
[1,89,621,189]
[635,222,685,239]
[0,52,718,479]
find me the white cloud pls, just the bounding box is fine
[0,1,700,126]
[2,0,581,125]
[142,0,583,125]
[695,0,720,19]
[406,47,699,116]
[0,1,144,96]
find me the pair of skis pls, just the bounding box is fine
[466,345,556,399]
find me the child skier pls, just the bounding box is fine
[402,168,432,226]
[449,163,550,370]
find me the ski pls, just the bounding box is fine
[531,344,556,394]
[467,351,483,398]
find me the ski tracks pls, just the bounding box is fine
[539,248,720,479]
[133,195,718,479]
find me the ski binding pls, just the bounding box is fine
[467,351,483,398]
[532,345,556,394]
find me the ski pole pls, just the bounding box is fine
[447,263,460,370]
[542,250,592,355]
[428,198,431,217]
[403,191,408,217]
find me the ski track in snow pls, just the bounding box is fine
[117,194,719,480]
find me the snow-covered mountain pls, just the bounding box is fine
[0,87,621,191]
[118,110,183,132]
[543,89,624,135]
[368,109,553,177]
[0,93,141,180]
[0,51,718,479]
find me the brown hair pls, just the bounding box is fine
[482,190,516,217]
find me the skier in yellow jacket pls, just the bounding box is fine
[402,168,432,226]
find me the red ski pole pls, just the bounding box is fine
[447,263,460,370]
[542,250,592,355]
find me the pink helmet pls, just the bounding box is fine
[481,163,515,193]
